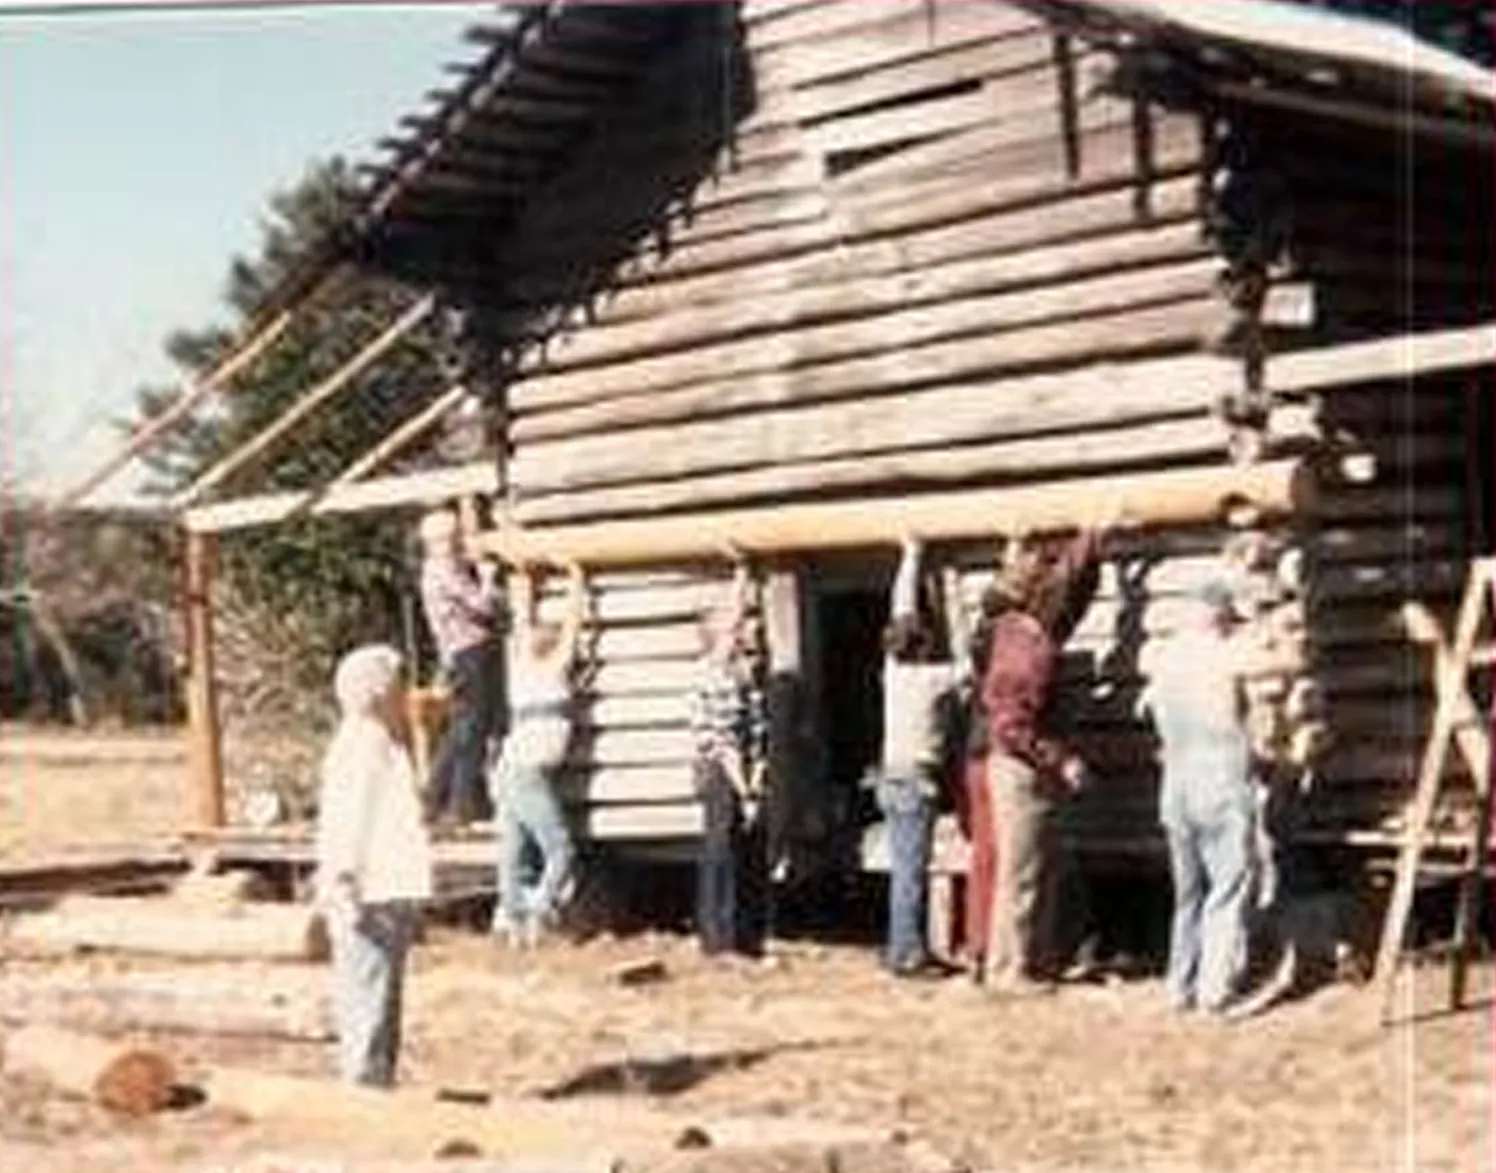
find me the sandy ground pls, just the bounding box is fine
[0,729,1489,1173]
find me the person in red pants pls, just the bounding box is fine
[958,592,1007,976]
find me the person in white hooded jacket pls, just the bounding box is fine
[315,643,433,1087]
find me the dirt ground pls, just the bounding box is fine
[0,730,1489,1173]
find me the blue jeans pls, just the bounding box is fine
[496,762,574,927]
[429,641,498,822]
[877,773,934,972]
[695,757,768,956]
[1161,758,1254,1011]
[329,900,416,1087]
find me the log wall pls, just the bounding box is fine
[467,1,1490,854]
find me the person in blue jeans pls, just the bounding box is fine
[879,536,962,977]
[489,562,587,947]
[1139,576,1256,1014]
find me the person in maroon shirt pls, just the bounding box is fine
[979,527,1105,993]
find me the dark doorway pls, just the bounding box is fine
[815,586,888,827]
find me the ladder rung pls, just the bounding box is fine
[1472,645,1496,669]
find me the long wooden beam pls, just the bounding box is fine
[182,462,497,535]
[330,383,471,487]
[51,310,296,513]
[480,460,1314,567]
[172,293,437,509]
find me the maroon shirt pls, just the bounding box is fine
[980,532,1102,777]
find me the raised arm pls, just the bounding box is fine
[890,535,922,623]
[558,562,588,664]
[1049,528,1104,645]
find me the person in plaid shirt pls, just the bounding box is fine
[689,560,769,957]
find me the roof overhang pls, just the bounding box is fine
[1024,0,1494,142]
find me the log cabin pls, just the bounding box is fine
[71,1,1493,925]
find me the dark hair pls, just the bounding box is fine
[883,614,935,663]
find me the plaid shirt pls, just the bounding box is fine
[688,653,767,766]
[419,555,498,664]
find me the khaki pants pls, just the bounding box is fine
[984,753,1054,983]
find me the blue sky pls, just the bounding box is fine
[0,2,488,500]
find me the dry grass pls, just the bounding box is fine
[0,726,189,862]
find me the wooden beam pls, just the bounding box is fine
[182,462,498,535]
[1269,323,1496,395]
[172,294,437,508]
[184,530,224,830]
[51,308,297,512]
[332,385,471,487]
[482,460,1314,567]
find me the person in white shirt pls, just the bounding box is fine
[1138,577,1255,1014]
[489,562,587,946]
[315,643,432,1086]
[878,536,963,977]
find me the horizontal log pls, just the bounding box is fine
[486,460,1313,567]
[555,763,693,801]
[529,211,1207,388]
[0,970,332,1041]
[802,65,1080,159]
[183,462,497,535]
[497,114,1201,319]
[2,1025,180,1116]
[788,31,1058,125]
[583,802,703,840]
[746,0,935,53]
[514,251,1218,418]
[752,1,1041,84]
[10,896,329,962]
[521,99,1170,288]
[516,296,1223,460]
[523,157,1205,375]
[515,407,1299,522]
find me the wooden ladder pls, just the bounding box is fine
[1373,556,1495,1025]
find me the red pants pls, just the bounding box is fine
[962,756,996,962]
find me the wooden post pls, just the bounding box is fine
[184,530,225,829]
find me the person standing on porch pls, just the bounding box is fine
[1138,577,1256,1015]
[689,560,769,958]
[979,525,1106,993]
[878,535,963,977]
[315,644,432,1087]
[418,506,503,825]
[490,562,588,947]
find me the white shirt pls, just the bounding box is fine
[315,716,433,905]
[503,654,572,770]
[883,658,960,775]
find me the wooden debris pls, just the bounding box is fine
[607,957,671,988]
